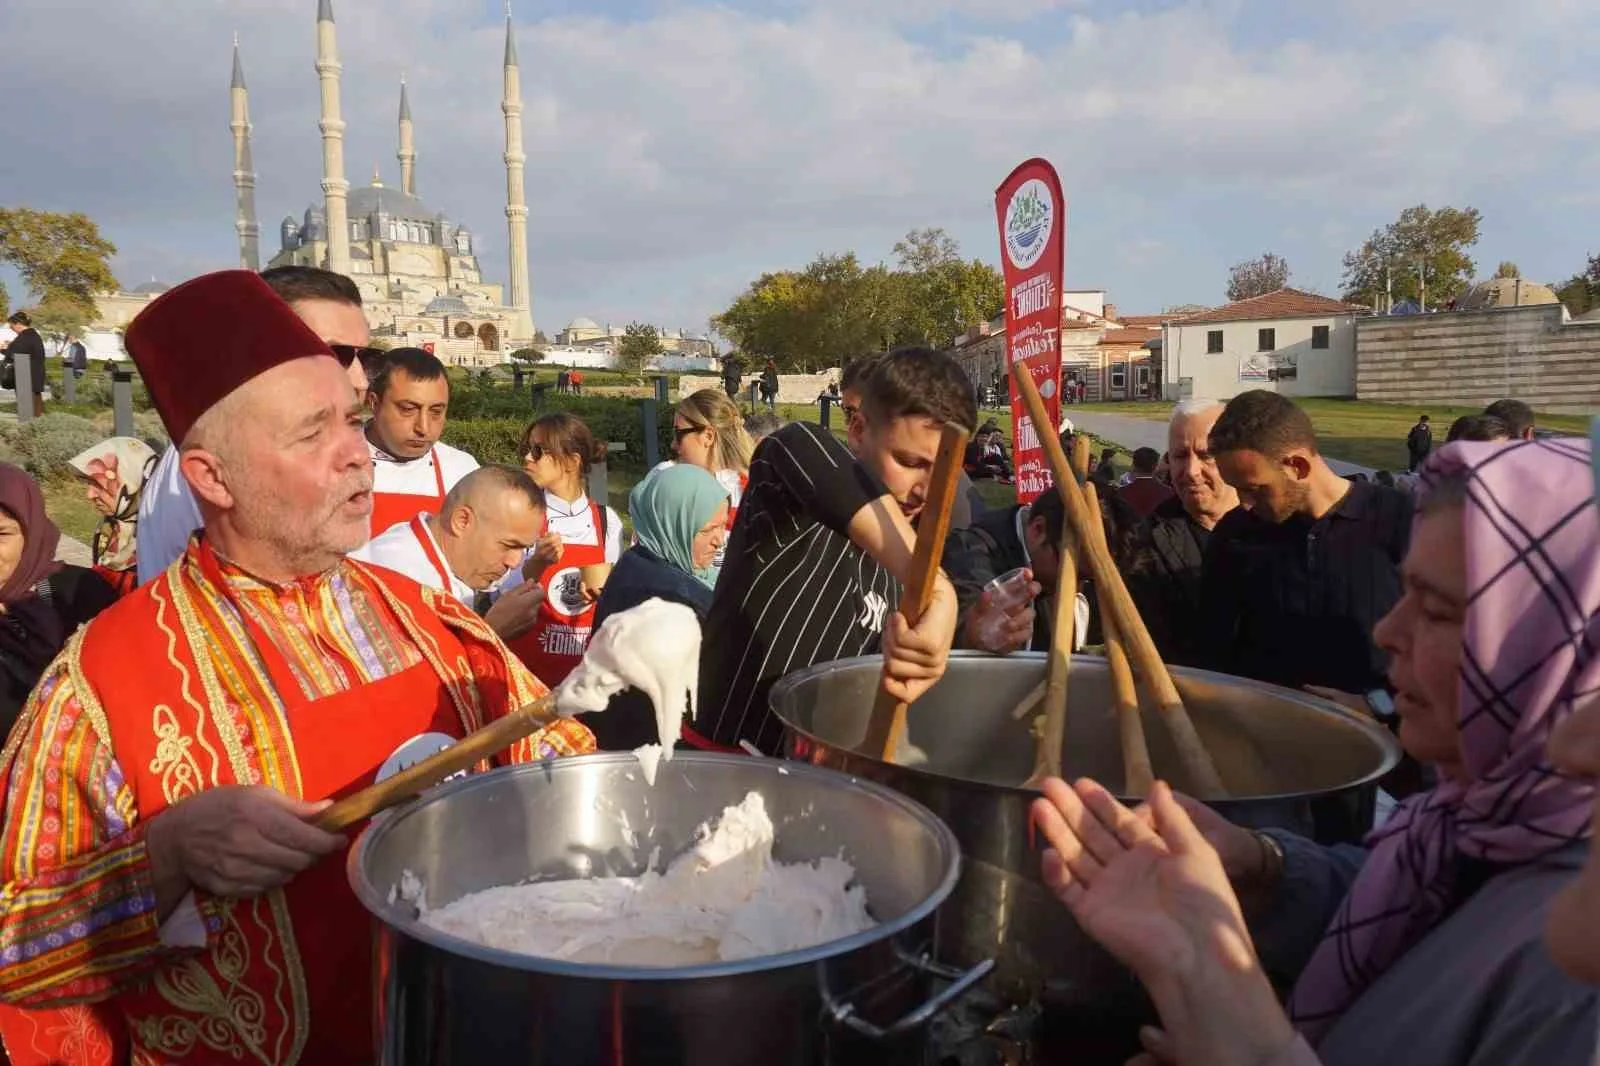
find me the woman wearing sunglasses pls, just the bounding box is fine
[496,413,622,685]
[661,389,752,582]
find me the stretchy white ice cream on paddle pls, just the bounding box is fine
[415,792,874,965]
[555,597,701,784]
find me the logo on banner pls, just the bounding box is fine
[546,566,589,616]
[1003,179,1054,270]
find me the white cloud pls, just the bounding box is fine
[0,0,1593,329]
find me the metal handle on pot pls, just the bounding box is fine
[819,951,995,1042]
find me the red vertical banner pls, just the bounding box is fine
[995,159,1066,504]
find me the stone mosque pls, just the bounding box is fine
[96,0,535,366]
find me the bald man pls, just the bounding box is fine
[1120,399,1240,665]
[355,464,548,640]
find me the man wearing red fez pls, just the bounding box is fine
[0,271,595,1065]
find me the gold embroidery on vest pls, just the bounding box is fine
[152,578,224,790]
[149,705,204,805]
[137,905,273,1063]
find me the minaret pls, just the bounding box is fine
[316,0,351,275]
[229,35,261,271]
[398,75,417,197]
[502,3,534,341]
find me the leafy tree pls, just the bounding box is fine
[1225,252,1291,302]
[29,294,90,351]
[713,228,1003,370]
[0,279,8,320]
[509,346,545,364]
[1555,276,1594,317]
[1340,204,1482,307]
[0,208,118,312]
[1494,260,1521,278]
[615,322,663,373]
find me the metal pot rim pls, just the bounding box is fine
[346,751,963,981]
[768,651,1403,802]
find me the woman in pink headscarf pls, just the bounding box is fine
[1033,437,1600,1066]
[67,436,156,597]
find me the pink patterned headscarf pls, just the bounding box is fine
[1289,437,1600,1042]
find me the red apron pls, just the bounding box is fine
[107,550,466,1065]
[407,513,457,595]
[508,505,605,687]
[369,447,446,538]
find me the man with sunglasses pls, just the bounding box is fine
[136,266,380,585]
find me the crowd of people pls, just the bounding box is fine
[0,261,1593,1064]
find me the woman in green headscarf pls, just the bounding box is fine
[586,464,729,749]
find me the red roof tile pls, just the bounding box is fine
[1116,314,1169,327]
[1172,288,1367,325]
[1099,327,1161,345]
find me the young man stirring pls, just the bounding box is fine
[696,347,974,754]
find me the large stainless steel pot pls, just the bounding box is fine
[770,652,1402,1010]
[349,752,990,1065]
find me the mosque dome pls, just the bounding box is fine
[566,316,599,331]
[344,182,441,225]
[1456,277,1560,311]
[423,294,472,317]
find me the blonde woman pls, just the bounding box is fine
[662,391,754,581]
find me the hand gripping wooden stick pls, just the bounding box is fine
[311,693,562,833]
[1010,370,1227,797]
[860,423,971,761]
[1083,483,1155,797]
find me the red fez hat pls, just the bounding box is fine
[124,270,335,444]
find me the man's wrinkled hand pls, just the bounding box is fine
[148,786,344,907]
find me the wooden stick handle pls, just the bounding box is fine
[1069,433,1092,486]
[311,693,561,833]
[861,423,971,761]
[1009,678,1048,720]
[1030,516,1077,782]
[1084,484,1154,797]
[1011,370,1227,797]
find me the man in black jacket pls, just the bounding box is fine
[3,312,47,417]
[943,487,1087,654]
[1122,399,1239,666]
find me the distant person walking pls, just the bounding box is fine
[2,312,46,418]
[66,334,88,377]
[1405,413,1432,472]
[760,360,779,413]
[722,355,743,401]
[569,369,584,396]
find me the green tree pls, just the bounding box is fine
[509,346,545,364]
[891,228,1004,347]
[1555,276,1594,316]
[29,294,91,351]
[0,208,119,312]
[1225,252,1291,302]
[0,279,8,320]
[615,322,663,373]
[1340,204,1482,307]
[1495,260,1522,278]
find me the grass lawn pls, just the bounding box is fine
[41,476,102,546]
[1065,398,1589,472]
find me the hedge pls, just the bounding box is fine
[442,391,675,470]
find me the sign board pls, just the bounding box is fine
[994,158,1066,503]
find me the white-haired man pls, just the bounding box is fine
[1121,398,1239,665]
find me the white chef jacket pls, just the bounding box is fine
[351,513,475,606]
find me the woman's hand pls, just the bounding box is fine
[1162,793,1270,888]
[1031,778,1297,1066]
[523,533,564,580]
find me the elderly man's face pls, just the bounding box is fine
[223,356,374,570]
[1168,407,1239,525]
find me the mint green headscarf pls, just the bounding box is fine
[629,464,730,588]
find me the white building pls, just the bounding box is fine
[1160,288,1367,402]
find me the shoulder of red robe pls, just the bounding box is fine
[124,269,337,445]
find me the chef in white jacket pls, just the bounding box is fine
[355,464,547,640]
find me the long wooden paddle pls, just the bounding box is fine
[860,423,971,761]
[1026,432,1089,784]
[1011,371,1227,797]
[1084,483,1155,796]
[311,693,563,832]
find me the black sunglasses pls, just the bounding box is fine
[328,343,388,371]
[674,424,706,442]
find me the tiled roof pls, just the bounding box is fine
[1100,327,1161,345]
[1116,314,1169,327]
[1172,288,1367,325]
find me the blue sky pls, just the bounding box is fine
[1,0,1595,336]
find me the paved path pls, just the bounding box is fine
[1062,410,1376,478]
[55,535,93,567]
